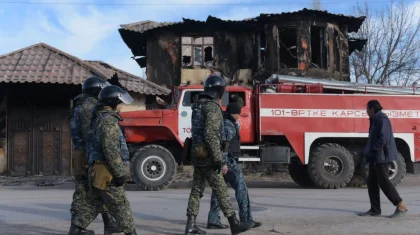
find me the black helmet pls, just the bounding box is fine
[82,76,110,97]
[98,85,134,108]
[204,75,226,99]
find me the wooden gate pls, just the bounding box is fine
[8,105,72,176]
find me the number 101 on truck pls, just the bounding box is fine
[119,74,420,191]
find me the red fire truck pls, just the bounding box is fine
[120,74,420,191]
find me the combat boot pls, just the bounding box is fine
[227,212,250,235]
[68,224,95,235]
[185,215,206,234]
[101,213,121,234]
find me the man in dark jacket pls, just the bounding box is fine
[358,100,407,218]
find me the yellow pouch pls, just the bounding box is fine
[191,144,209,159]
[92,162,113,190]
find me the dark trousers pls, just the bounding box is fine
[367,162,403,213]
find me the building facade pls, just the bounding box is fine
[119,8,367,89]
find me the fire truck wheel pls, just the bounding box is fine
[308,143,355,189]
[130,145,177,191]
[288,161,314,187]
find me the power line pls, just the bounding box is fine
[0,0,395,6]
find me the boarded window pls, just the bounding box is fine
[181,36,214,67]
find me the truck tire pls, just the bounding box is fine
[347,154,368,187]
[130,145,177,191]
[308,143,354,189]
[349,153,406,187]
[288,161,314,187]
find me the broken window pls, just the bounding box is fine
[311,26,327,69]
[278,27,298,68]
[181,36,214,67]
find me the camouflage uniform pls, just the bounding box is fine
[208,116,253,224]
[70,93,110,228]
[186,92,235,218]
[87,106,136,234]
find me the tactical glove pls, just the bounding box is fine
[213,159,223,174]
[114,176,126,187]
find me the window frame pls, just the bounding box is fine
[181,36,214,68]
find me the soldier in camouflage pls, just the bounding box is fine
[68,76,120,235]
[185,75,251,235]
[87,85,137,235]
[207,102,262,230]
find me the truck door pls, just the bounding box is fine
[222,91,254,144]
[178,89,202,142]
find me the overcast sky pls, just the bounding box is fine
[0,0,418,78]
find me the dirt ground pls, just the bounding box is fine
[0,164,290,187]
[175,164,291,182]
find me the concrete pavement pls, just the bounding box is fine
[0,178,420,235]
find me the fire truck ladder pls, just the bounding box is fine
[269,74,420,95]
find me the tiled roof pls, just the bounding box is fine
[0,43,170,96]
[120,20,184,33]
[119,18,204,34]
[86,60,171,95]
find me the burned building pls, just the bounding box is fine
[119,8,367,88]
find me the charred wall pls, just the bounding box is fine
[213,31,238,79]
[146,31,181,89]
[237,32,258,71]
[148,29,258,86]
[144,18,352,88]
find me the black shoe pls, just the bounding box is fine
[227,212,250,235]
[185,215,206,234]
[101,213,121,234]
[68,224,95,235]
[125,232,137,235]
[358,209,381,216]
[389,208,407,218]
[207,222,229,229]
[252,220,262,228]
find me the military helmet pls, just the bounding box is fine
[204,75,226,99]
[98,85,134,108]
[82,76,110,97]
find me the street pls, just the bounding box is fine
[0,177,420,235]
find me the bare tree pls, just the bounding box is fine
[350,0,420,86]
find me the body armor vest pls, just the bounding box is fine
[191,94,224,166]
[225,117,241,158]
[87,112,129,165]
[70,95,96,150]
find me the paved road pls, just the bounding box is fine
[0,178,420,235]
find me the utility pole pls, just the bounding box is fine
[312,0,321,10]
